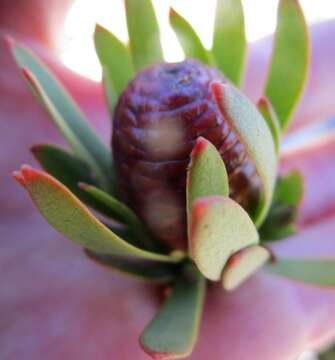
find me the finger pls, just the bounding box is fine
[244,19,335,132]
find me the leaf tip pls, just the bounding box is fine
[78,182,89,190]
[191,137,209,158]
[139,340,174,360]
[222,245,270,291]
[30,144,44,156]
[13,164,37,187]
[13,170,25,186]
[3,35,14,50]
[169,7,178,18]
[95,23,103,32]
[257,96,269,109]
[210,81,228,107]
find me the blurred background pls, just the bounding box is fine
[1,1,334,359]
[58,0,335,81]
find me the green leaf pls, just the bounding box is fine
[222,245,270,290]
[169,8,211,65]
[13,165,181,263]
[186,137,229,222]
[10,41,113,191]
[85,250,178,283]
[94,24,134,96]
[32,144,96,187]
[257,97,281,154]
[266,258,335,287]
[319,346,335,360]
[259,209,297,242]
[274,171,303,207]
[189,195,259,281]
[211,82,278,226]
[102,66,117,116]
[265,0,309,130]
[140,262,205,359]
[125,0,163,70]
[259,171,303,241]
[212,0,247,85]
[31,144,101,205]
[32,144,151,249]
[79,183,156,251]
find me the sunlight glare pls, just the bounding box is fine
[59,0,335,81]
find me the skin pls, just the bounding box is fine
[1,2,335,359]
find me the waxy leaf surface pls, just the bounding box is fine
[186,137,229,220]
[14,166,180,263]
[266,258,335,287]
[140,263,205,359]
[212,82,277,226]
[32,145,150,249]
[94,24,134,96]
[102,66,117,115]
[10,42,112,191]
[125,0,163,70]
[189,195,259,281]
[265,0,309,130]
[212,0,246,85]
[31,144,103,207]
[257,97,281,153]
[85,250,178,283]
[79,183,156,251]
[169,8,211,65]
[222,245,270,290]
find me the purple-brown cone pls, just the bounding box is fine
[112,59,261,250]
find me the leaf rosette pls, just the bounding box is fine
[8,0,325,359]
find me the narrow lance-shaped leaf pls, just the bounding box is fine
[266,258,335,287]
[212,0,247,86]
[94,24,134,96]
[102,66,117,116]
[79,183,157,251]
[31,144,98,202]
[265,0,309,130]
[140,262,206,359]
[125,0,163,70]
[212,82,277,226]
[31,144,148,247]
[257,97,281,154]
[13,165,181,264]
[186,137,229,220]
[222,245,270,290]
[9,41,113,191]
[189,195,259,281]
[85,250,178,283]
[32,144,155,250]
[169,8,211,65]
